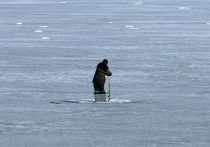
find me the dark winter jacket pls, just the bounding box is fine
[92,62,112,84]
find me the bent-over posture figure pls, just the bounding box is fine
[92,59,112,92]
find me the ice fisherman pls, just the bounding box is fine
[93,59,112,92]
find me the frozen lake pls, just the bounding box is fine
[0,0,210,146]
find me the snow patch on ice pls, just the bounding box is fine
[177,6,190,10]
[16,22,22,25]
[61,1,67,4]
[125,26,138,29]
[125,26,135,28]
[39,26,48,28]
[35,30,43,33]
[42,37,50,40]
[63,99,132,104]
[134,1,143,5]
[109,99,132,103]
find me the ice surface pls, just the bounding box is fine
[1,0,210,146]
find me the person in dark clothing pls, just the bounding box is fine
[92,59,112,92]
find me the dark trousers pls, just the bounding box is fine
[93,82,105,92]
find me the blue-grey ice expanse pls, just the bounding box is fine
[1,0,210,146]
